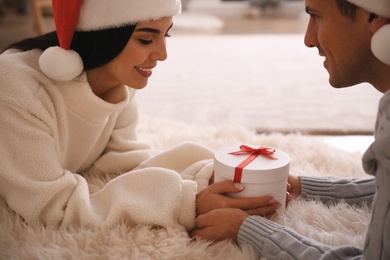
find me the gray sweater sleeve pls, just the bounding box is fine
[299,176,375,206]
[237,175,374,260]
[237,92,390,259]
[238,216,363,260]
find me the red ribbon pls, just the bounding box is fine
[229,145,277,183]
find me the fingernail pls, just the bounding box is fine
[276,203,282,209]
[234,183,245,190]
[269,199,276,204]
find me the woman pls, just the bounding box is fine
[0,0,280,231]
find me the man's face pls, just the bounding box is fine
[304,0,373,88]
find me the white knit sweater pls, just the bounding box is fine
[0,49,214,231]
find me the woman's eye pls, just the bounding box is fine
[139,34,170,45]
[139,39,153,45]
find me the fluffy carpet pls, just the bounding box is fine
[0,117,372,259]
[137,34,382,135]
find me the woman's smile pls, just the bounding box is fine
[135,66,154,78]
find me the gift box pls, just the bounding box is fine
[214,145,290,212]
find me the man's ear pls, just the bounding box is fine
[369,15,390,34]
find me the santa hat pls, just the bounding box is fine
[39,0,181,81]
[346,0,390,65]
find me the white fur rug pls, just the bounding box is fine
[0,117,372,259]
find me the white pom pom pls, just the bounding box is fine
[39,46,84,81]
[371,24,390,66]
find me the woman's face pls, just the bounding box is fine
[87,16,173,98]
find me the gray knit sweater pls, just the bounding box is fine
[238,91,390,260]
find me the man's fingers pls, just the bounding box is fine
[244,201,281,216]
[192,209,248,243]
[194,213,211,230]
[191,227,220,242]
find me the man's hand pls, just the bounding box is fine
[191,208,249,243]
[287,174,302,199]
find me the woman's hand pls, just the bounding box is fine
[191,208,249,243]
[196,180,281,217]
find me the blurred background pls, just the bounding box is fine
[0,0,377,153]
[0,0,308,48]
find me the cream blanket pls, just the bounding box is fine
[0,117,371,259]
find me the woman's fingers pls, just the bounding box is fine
[208,180,245,194]
[197,180,283,216]
[209,180,276,209]
[226,195,276,210]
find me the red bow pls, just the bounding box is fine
[229,145,277,182]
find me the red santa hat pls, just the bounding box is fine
[39,0,182,81]
[346,0,390,65]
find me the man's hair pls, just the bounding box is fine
[335,0,357,19]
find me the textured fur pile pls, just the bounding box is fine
[77,0,182,30]
[0,117,371,259]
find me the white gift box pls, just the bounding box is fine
[214,145,290,212]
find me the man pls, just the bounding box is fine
[191,0,390,259]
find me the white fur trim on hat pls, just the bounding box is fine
[346,0,390,17]
[345,0,390,66]
[39,46,84,81]
[371,24,390,65]
[77,0,182,31]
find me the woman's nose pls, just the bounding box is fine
[152,42,168,61]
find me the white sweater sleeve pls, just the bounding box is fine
[0,50,214,231]
[135,142,215,192]
[83,91,214,191]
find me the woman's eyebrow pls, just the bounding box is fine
[135,23,174,34]
[135,28,160,34]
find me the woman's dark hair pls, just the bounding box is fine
[72,25,136,70]
[4,24,136,70]
[3,31,59,53]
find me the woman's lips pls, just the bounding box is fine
[135,66,153,78]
